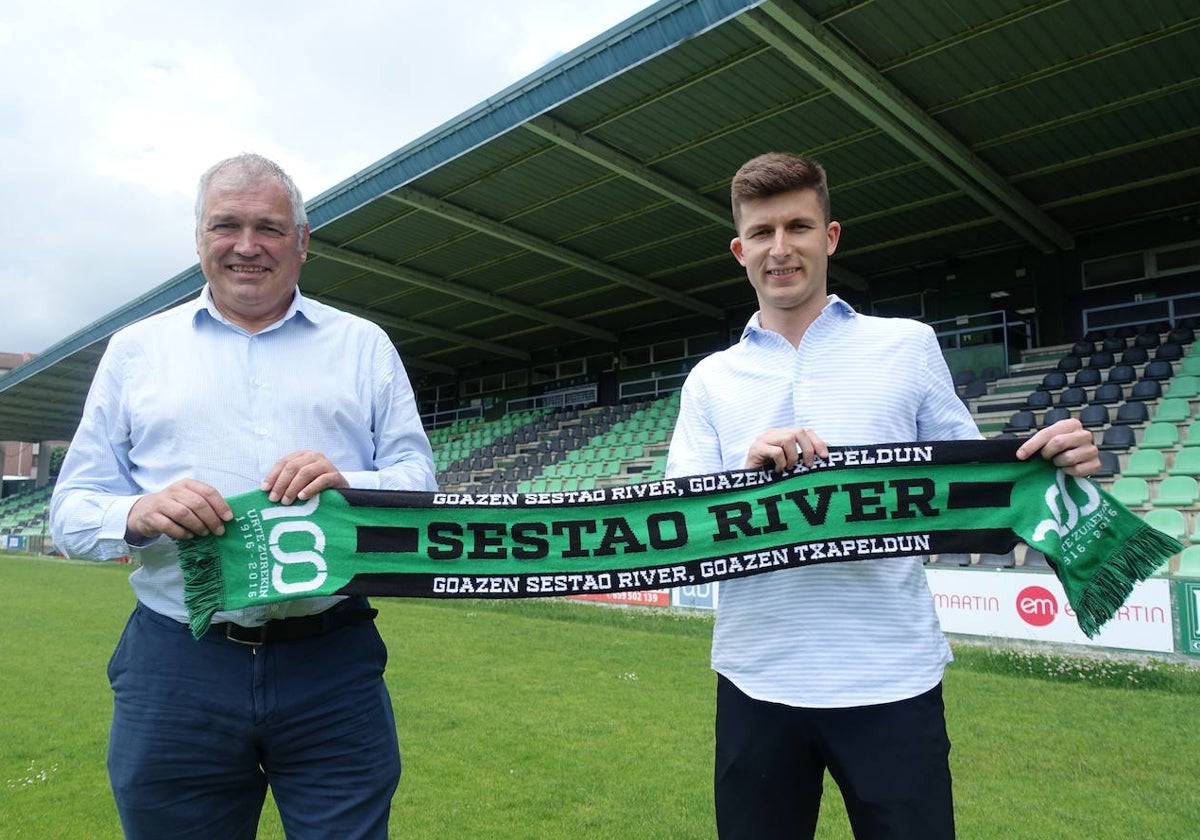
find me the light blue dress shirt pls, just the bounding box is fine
[667,296,981,707]
[51,287,437,625]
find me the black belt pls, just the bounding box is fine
[211,603,378,645]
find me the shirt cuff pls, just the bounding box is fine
[340,470,381,490]
[100,495,154,548]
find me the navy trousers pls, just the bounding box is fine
[714,675,955,840]
[106,602,401,839]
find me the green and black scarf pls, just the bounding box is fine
[178,440,1180,639]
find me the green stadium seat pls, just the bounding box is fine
[1139,422,1179,449]
[1182,423,1200,448]
[1178,356,1200,377]
[1111,477,1150,508]
[1123,449,1166,478]
[1142,508,1187,542]
[1168,448,1200,477]
[1176,546,1200,577]
[1152,476,1199,507]
[1165,375,1200,399]
[1154,398,1193,424]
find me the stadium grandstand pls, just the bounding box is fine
[2,0,1199,651]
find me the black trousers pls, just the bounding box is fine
[714,675,955,840]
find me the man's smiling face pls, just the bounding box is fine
[730,187,840,328]
[196,178,309,333]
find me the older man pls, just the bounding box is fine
[51,153,436,839]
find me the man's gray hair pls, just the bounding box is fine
[195,153,308,248]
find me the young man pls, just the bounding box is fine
[51,154,437,839]
[666,152,1099,839]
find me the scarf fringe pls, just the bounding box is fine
[178,535,225,638]
[1069,525,1182,638]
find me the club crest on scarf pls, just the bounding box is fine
[1029,471,1108,564]
[243,495,328,597]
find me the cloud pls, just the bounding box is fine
[0,0,653,353]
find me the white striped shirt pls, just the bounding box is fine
[666,296,981,707]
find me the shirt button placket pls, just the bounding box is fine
[247,337,272,470]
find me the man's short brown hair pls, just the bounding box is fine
[730,152,831,229]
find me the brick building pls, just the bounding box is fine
[0,352,62,481]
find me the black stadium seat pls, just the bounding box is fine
[1120,346,1149,366]
[1004,411,1037,434]
[1142,359,1174,381]
[1091,382,1123,405]
[1042,407,1072,427]
[1039,371,1068,391]
[1099,425,1135,451]
[1094,450,1120,478]
[962,379,988,399]
[1167,326,1194,345]
[1057,387,1087,407]
[1128,379,1163,402]
[1107,364,1137,384]
[1025,390,1053,410]
[1156,342,1183,361]
[1079,404,1110,428]
[1112,401,1149,425]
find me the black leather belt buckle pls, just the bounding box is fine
[224,623,270,645]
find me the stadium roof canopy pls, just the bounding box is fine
[2,0,1198,442]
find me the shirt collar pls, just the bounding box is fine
[740,294,856,341]
[191,285,322,332]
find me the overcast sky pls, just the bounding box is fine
[0,0,655,356]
